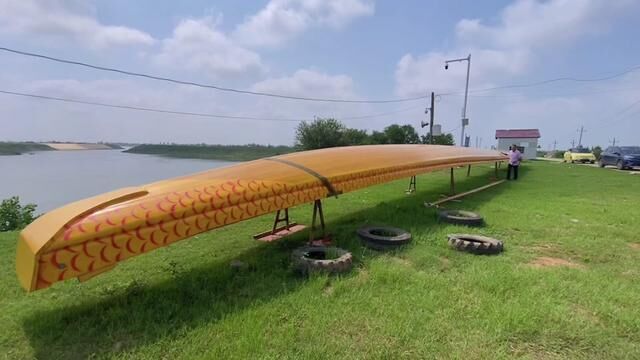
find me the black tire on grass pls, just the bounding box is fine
[438,210,484,227]
[356,226,412,250]
[447,234,503,255]
[291,246,353,274]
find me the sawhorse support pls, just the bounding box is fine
[273,209,291,233]
[406,175,417,194]
[449,168,455,195]
[490,161,500,180]
[253,208,306,242]
[308,199,331,246]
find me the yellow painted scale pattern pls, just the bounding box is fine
[17,145,507,291]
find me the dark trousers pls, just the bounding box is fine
[507,164,519,180]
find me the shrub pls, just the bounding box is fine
[592,146,603,160]
[421,133,455,145]
[0,196,38,232]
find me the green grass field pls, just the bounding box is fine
[124,144,295,161]
[1,161,639,359]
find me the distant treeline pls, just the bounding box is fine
[124,144,295,161]
[125,119,454,161]
[0,142,54,156]
[295,118,454,150]
[0,142,122,155]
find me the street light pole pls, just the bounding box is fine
[445,54,471,147]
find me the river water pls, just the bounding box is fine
[0,150,233,213]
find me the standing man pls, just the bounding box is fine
[507,144,523,180]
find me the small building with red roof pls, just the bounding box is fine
[495,128,541,159]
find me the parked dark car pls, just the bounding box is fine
[599,146,640,170]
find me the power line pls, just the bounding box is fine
[340,104,423,120]
[598,97,640,127]
[0,89,419,122]
[472,65,640,93]
[609,98,640,119]
[0,90,298,121]
[0,47,427,104]
[445,86,640,99]
[439,64,640,96]
[444,125,461,134]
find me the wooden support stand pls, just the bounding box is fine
[253,200,331,245]
[253,208,306,242]
[406,175,417,194]
[490,161,500,180]
[449,168,455,195]
[308,199,331,245]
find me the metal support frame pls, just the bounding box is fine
[406,175,417,194]
[467,165,471,177]
[449,168,455,195]
[253,208,305,242]
[272,208,291,233]
[309,199,328,244]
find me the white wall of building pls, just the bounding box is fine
[497,137,538,159]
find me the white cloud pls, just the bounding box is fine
[1,70,370,145]
[394,0,639,147]
[455,0,634,50]
[0,0,155,48]
[396,0,637,99]
[395,49,529,98]
[252,68,356,98]
[233,0,374,47]
[154,17,265,79]
[250,69,372,126]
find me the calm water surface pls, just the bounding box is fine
[0,150,233,213]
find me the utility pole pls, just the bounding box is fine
[610,137,617,147]
[444,54,471,147]
[571,139,576,148]
[577,126,586,148]
[409,92,435,195]
[421,92,436,143]
[553,140,557,151]
[429,92,435,144]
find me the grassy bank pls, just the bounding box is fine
[124,144,295,161]
[1,161,639,359]
[0,142,54,156]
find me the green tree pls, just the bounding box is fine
[368,131,388,144]
[295,118,346,150]
[421,133,455,145]
[341,128,369,146]
[383,124,420,144]
[0,196,37,232]
[401,125,421,144]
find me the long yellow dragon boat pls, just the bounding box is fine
[16,145,507,292]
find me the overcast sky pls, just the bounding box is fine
[0,0,639,148]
